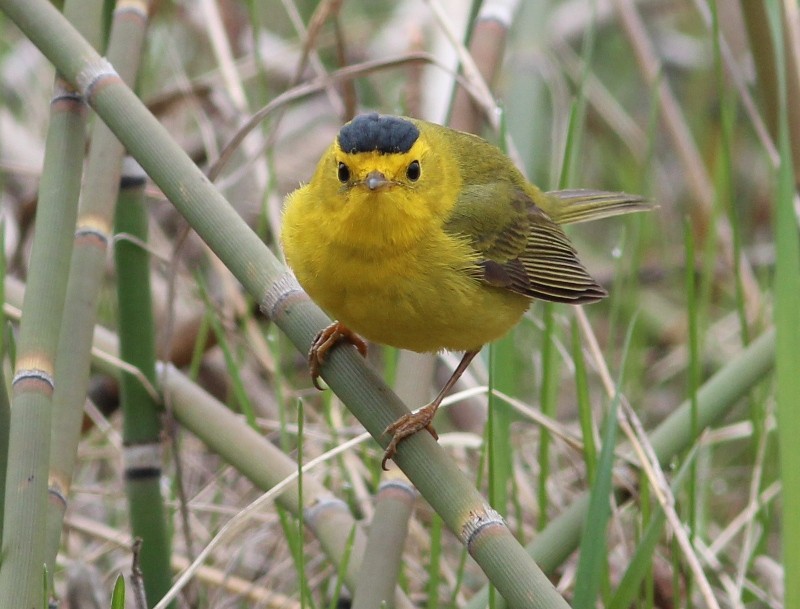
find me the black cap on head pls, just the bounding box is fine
[337,113,420,154]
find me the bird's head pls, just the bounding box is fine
[315,114,456,226]
[334,113,424,192]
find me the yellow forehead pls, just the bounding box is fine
[336,139,430,180]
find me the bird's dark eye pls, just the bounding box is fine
[337,162,350,183]
[406,160,421,181]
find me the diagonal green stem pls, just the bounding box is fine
[466,327,775,609]
[0,1,572,607]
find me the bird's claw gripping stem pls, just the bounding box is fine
[381,403,440,470]
[379,350,478,469]
[308,321,368,390]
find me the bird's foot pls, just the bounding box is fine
[308,321,368,390]
[381,402,440,470]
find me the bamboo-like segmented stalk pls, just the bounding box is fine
[11,262,779,609]
[159,363,416,609]
[465,327,777,609]
[115,159,175,608]
[5,260,780,607]
[351,480,416,609]
[0,3,572,608]
[0,76,88,609]
[45,0,152,577]
[0,3,102,602]
[6,273,421,609]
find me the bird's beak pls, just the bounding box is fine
[364,170,391,191]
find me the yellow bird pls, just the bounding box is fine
[282,113,647,469]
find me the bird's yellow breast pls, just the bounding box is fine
[281,181,529,353]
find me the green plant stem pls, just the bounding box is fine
[537,304,559,530]
[683,216,700,576]
[115,164,174,608]
[574,318,635,609]
[742,2,800,177]
[0,3,572,607]
[46,0,150,577]
[488,334,516,515]
[0,228,6,545]
[573,386,619,609]
[466,327,776,609]
[608,445,699,609]
[765,5,800,607]
[0,354,9,547]
[0,93,85,605]
[740,2,778,138]
[4,275,420,609]
[352,480,415,609]
[571,319,596,484]
[160,362,415,609]
[645,329,773,462]
[0,6,94,597]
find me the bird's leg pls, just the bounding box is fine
[308,321,368,390]
[381,350,479,470]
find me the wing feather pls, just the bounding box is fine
[444,184,608,305]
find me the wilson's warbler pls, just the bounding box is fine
[282,113,647,469]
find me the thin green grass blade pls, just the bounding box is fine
[537,303,559,530]
[195,276,256,428]
[0,219,6,360]
[572,399,618,609]
[110,575,126,609]
[488,334,516,513]
[0,220,7,545]
[639,476,654,609]
[561,0,598,185]
[326,524,356,609]
[187,312,211,382]
[766,5,800,607]
[276,505,317,609]
[427,513,443,609]
[709,0,749,347]
[683,216,700,547]
[488,107,516,521]
[559,101,579,188]
[0,361,7,548]
[608,444,700,609]
[297,400,308,609]
[573,318,636,609]
[571,318,596,483]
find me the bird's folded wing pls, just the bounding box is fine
[444,184,607,304]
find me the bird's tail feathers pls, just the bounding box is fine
[546,189,651,225]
